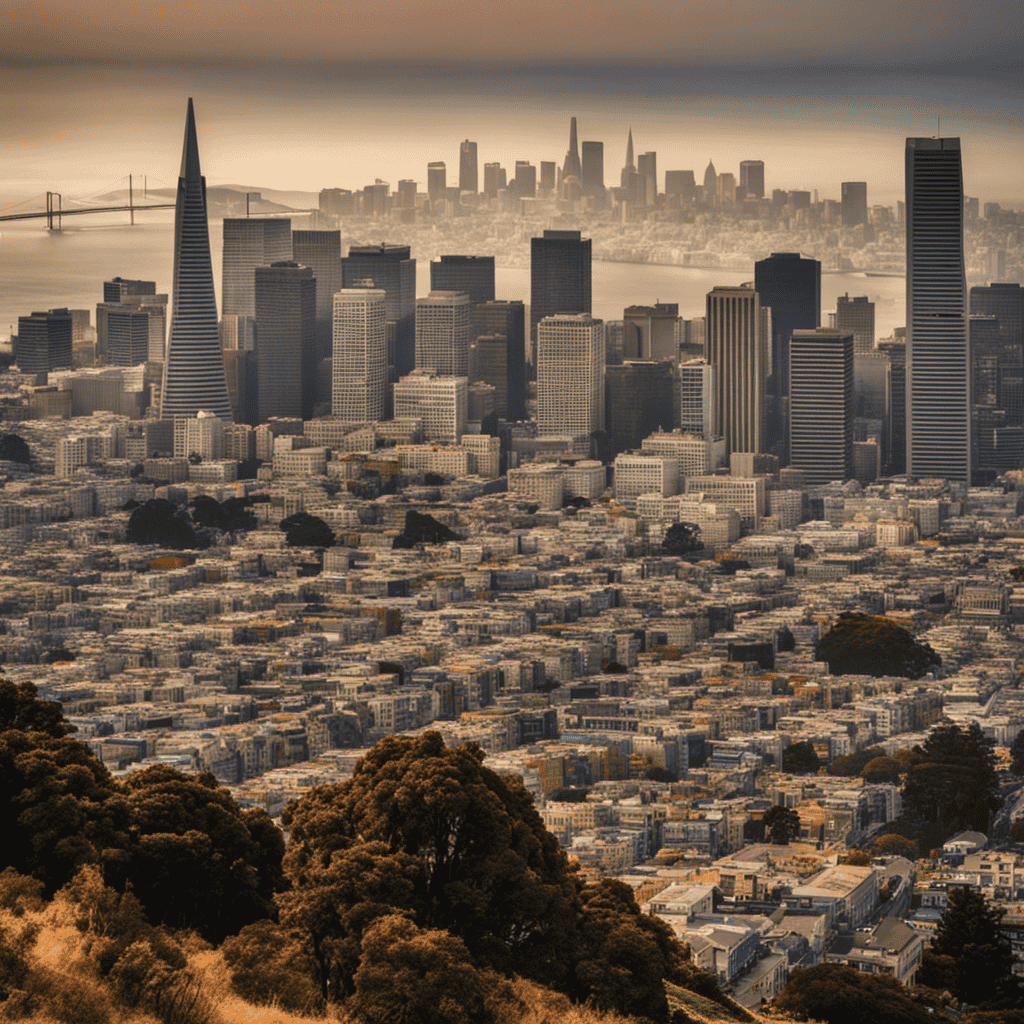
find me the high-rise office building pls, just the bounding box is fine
[427,162,446,201]
[754,251,821,401]
[15,308,72,381]
[539,162,556,195]
[430,255,495,304]
[665,170,696,206]
[341,244,416,377]
[841,181,868,227]
[332,288,386,423]
[637,152,657,207]
[161,99,233,422]
[483,163,506,198]
[739,160,765,199]
[905,137,969,483]
[679,359,717,437]
[292,230,342,369]
[836,294,876,354]
[393,371,467,443]
[106,309,150,366]
[254,261,316,423]
[624,303,679,361]
[971,283,1024,346]
[620,129,635,186]
[415,291,471,378]
[221,218,292,318]
[459,140,478,193]
[472,299,526,420]
[581,141,604,199]
[605,360,675,458]
[562,116,582,182]
[530,230,592,352]
[702,159,717,203]
[789,328,854,484]
[394,180,416,211]
[97,293,166,364]
[512,162,537,198]
[536,313,604,455]
[104,278,156,304]
[705,286,767,455]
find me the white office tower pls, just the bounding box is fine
[679,358,717,436]
[332,289,386,422]
[705,286,767,456]
[905,137,969,483]
[173,410,224,460]
[393,370,467,443]
[536,313,605,456]
[415,291,471,377]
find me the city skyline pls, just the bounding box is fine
[2,2,1021,206]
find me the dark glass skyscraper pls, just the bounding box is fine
[254,261,316,422]
[841,181,868,227]
[160,98,233,422]
[530,230,591,357]
[459,140,478,193]
[581,141,604,199]
[341,244,416,378]
[905,137,969,483]
[430,255,495,304]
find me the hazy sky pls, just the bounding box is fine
[2,0,1022,205]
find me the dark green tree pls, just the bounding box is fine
[0,433,31,467]
[282,732,579,991]
[0,679,75,737]
[221,920,325,1015]
[348,914,515,1024]
[126,498,197,549]
[189,495,229,531]
[829,746,887,777]
[644,766,678,783]
[783,740,820,774]
[661,522,702,556]
[1010,731,1024,776]
[920,886,1020,1007]
[902,724,1001,834]
[861,755,901,785]
[572,879,717,1023]
[771,964,934,1024]
[119,766,284,941]
[763,805,802,845]
[816,612,940,678]
[280,512,335,548]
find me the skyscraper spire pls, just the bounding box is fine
[562,116,581,181]
[161,98,233,422]
[625,128,635,171]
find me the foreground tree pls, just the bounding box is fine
[0,680,75,737]
[816,612,940,678]
[918,886,1020,1007]
[1010,731,1024,776]
[902,723,1001,834]
[771,964,933,1024]
[280,512,334,548]
[282,732,579,989]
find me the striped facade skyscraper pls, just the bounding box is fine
[905,137,969,483]
[160,99,233,421]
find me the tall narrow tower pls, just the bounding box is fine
[905,137,969,483]
[161,99,232,421]
[562,116,582,182]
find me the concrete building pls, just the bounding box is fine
[530,230,592,355]
[415,291,471,378]
[613,454,678,510]
[332,288,386,423]
[221,218,292,318]
[393,371,467,443]
[536,314,604,456]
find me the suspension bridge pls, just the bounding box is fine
[0,174,177,229]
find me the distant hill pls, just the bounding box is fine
[94,184,317,215]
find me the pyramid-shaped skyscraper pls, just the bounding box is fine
[160,98,233,421]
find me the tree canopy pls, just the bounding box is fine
[1010,731,1024,776]
[392,510,462,548]
[126,498,197,549]
[902,723,1001,834]
[661,522,702,556]
[280,512,335,548]
[771,963,934,1024]
[763,805,801,845]
[918,886,1020,1007]
[0,680,75,737]
[782,740,820,775]
[816,612,940,678]
[0,433,31,466]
